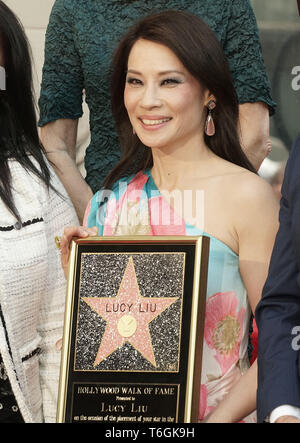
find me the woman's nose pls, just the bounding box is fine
[140,84,162,108]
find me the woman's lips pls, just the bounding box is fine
[138,116,172,130]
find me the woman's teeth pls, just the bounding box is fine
[141,118,171,125]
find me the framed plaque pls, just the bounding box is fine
[57,235,209,423]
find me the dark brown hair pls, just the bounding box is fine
[0,0,55,221]
[102,10,255,189]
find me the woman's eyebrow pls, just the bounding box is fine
[126,69,185,75]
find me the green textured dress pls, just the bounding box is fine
[38,0,276,193]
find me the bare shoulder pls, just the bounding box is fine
[228,169,280,239]
[215,162,280,228]
[230,169,278,208]
[202,155,279,215]
[212,155,275,201]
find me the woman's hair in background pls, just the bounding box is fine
[102,10,255,190]
[0,0,52,221]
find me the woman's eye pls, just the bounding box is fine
[161,78,182,86]
[126,77,143,86]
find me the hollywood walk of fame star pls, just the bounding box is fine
[82,256,178,368]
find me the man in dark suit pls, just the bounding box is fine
[256,133,300,423]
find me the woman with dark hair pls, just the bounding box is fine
[39,0,275,222]
[104,9,256,190]
[0,1,78,422]
[61,11,279,422]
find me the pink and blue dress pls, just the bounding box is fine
[84,170,256,422]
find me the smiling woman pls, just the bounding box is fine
[60,10,280,423]
[124,39,207,153]
[104,10,256,193]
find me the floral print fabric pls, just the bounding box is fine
[85,171,256,422]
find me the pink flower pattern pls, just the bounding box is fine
[204,292,245,376]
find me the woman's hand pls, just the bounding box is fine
[60,225,98,278]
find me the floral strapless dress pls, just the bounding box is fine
[84,170,256,422]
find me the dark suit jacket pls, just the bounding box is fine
[255,133,300,422]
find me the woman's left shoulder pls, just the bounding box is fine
[236,169,276,199]
[230,171,280,232]
[219,159,272,194]
[221,164,279,215]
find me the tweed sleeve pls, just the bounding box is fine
[37,169,79,422]
[21,160,79,422]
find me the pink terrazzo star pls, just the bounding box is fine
[82,256,178,367]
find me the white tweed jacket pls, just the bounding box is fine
[0,159,78,423]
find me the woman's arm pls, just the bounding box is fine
[238,102,271,170]
[223,0,275,170]
[206,175,279,422]
[41,119,93,223]
[205,360,257,423]
[39,1,92,222]
[237,176,279,313]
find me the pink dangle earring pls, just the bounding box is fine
[205,99,216,136]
